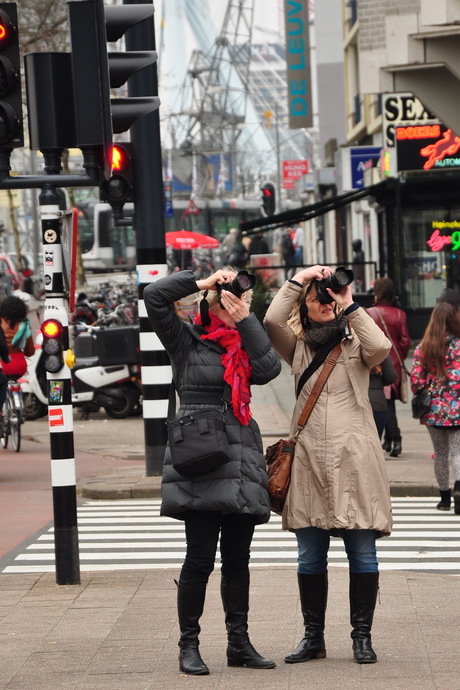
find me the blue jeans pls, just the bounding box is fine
[295,527,378,574]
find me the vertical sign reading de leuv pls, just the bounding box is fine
[284,0,312,129]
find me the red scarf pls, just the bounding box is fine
[194,311,252,425]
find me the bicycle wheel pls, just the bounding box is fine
[6,393,21,452]
[0,399,9,449]
[10,411,21,452]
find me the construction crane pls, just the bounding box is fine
[161,0,312,197]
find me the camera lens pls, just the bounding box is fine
[236,274,251,290]
[334,269,349,286]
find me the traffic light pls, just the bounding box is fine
[261,182,276,216]
[0,2,23,148]
[67,0,160,180]
[100,142,134,206]
[41,319,65,374]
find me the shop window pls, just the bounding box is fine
[401,208,460,309]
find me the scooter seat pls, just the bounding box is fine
[74,356,100,369]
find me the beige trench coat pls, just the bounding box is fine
[264,281,393,537]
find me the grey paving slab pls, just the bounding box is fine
[0,567,459,689]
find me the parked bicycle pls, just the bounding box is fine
[1,377,24,452]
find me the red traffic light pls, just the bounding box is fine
[0,9,14,48]
[111,143,130,171]
[261,181,276,216]
[42,319,62,339]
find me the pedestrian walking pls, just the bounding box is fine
[264,264,392,665]
[144,268,280,675]
[281,227,296,279]
[410,300,460,513]
[221,227,238,263]
[293,225,304,265]
[249,231,269,256]
[227,234,249,269]
[0,296,34,431]
[367,278,411,457]
[369,355,397,439]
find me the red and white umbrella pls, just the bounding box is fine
[165,230,220,250]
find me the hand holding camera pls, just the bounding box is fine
[314,266,354,306]
[196,269,237,292]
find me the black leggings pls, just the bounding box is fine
[385,397,401,441]
[180,511,257,585]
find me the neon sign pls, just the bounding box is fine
[395,125,460,172]
[395,125,440,140]
[420,129,460,170]
[427,221,460,252]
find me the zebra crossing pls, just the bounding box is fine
[2,497,460,575]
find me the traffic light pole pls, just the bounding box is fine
[125,0,169,476]
[40,185,80,586]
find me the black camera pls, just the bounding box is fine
[217,270,257,305]
[314,266,354,304]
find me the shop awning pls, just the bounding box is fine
[240,179,392,234]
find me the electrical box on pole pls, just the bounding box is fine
[0,2,23,149]
[67,0,160,181]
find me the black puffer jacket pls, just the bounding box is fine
[144,271,281,524]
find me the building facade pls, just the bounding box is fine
[341,0,460,337]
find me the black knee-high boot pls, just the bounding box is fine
[349,572,379,664]
[221,575,276,669]
[177,579,209,675]
[284,572,328,663]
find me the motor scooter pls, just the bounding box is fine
[22,325,142,420]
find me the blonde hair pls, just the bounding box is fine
[287,283,309,339]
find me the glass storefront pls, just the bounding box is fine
[401,207,460,309]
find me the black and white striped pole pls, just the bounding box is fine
[40,185,80,586]
[125,0,170,476]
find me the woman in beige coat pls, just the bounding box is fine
[264,265,392,665]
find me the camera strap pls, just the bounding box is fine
[296,333,343,398]
[295,342,342,431]
[199,290,211,326]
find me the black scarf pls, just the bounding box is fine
[304,313,349,349]
[296,314,349,398]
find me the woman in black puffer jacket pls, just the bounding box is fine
[144,268,281,677]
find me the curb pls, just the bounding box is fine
[78,479,438,501]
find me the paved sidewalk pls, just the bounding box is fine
[3,360,460,689]
[1,566,459,689]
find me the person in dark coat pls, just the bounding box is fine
[144,269,280,676]
[351,239,365,291]
[368,355,397,439]
[367,277,411,457]
[249,231,270,256]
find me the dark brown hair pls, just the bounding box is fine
[420,302,460,375]
[373,277,396,306]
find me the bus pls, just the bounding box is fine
[76,201,136,272]
[76,198,264,272]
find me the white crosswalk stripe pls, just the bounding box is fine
[2,497,460,574]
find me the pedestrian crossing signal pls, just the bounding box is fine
[100,142,134,207]
[41,319,65,374]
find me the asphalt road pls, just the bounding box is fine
[0,414,142,560]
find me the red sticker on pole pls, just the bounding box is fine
[49,408,65,427]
